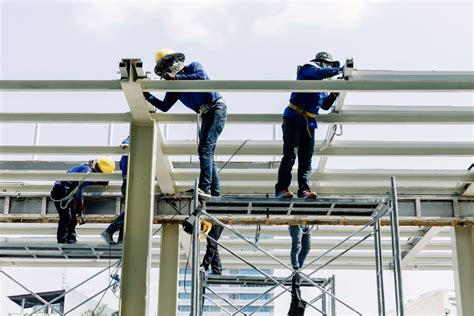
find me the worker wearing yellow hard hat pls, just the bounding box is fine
[144,48,227,201]
[50,157,115,243]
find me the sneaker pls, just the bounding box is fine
[197,188,212,200]
[100,230,116,244]
[276,189,294,198]
[301,190,317,200]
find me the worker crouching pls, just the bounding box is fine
[51,157,115,244]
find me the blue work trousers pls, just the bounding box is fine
[275,118,315,196]
[289,225,312,270]
[198,106,227,195]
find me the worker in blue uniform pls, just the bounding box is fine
[100,136,129,244]
[51,157,115,244]
[143,49,227,200]
[275,51,343,200]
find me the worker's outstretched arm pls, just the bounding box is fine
[305,67,343,80]
[175,62,206,80]
[320,93,340,111]
[143,92,179,112]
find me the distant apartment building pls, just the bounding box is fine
[388,289,456,316]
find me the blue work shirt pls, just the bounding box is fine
[55,164,96,201]
[284,64,342,129]
[144,62,223,113]
[120,136,129,178]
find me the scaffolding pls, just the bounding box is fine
[0,59,473,315]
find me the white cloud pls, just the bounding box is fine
[252,0,373,35]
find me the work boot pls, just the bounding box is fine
[276,189,294,199]
[66,233,77,244]
[100,229,116,244]
[300,190,317,200]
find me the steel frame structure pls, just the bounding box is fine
[0,60,473,315]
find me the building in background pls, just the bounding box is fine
[388,289,456,316]
[178,269,275,315]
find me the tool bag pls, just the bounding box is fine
[288,273,307,316]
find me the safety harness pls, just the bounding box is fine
[288,102,316,137]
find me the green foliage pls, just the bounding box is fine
[80,304,108,316]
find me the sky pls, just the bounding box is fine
[0,0,473,315]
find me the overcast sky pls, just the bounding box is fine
[0,0,473,315]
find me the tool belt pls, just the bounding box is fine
[199,98,224,114]
[288,102,316,137]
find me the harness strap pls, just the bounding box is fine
[288,103,316,137]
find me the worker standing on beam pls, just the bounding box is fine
[143,49,227,200]
[50,157,115,244]
[275,51,342,199]
[100,136,129,244]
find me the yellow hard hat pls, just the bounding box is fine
[200,220,213,239]
[96,157,115,173]
[155,48,175,62]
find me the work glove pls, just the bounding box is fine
[162,72,176,80]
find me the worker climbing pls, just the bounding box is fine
[50,157,115,244]
[143,48,227,200]
[100,136,129,244]
[275,51,342,199]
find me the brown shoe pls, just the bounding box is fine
[276,189,294,198]
[301,190,317,200]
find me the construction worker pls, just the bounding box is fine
[51,157,115,244]
[100,136,129,244]
[275,51,342,199]
[201,223,224,275]
[289,225,312,270]
[143,49,227,199]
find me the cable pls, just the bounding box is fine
[218,139,251,173]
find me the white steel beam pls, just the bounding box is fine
[0,80,121,91]
[2,107,473,124]
[402,227,443,268]
[157,224,180,316]
[451,227,474,315]
[1,169,471,183]
[119,122,157,316]
[153,124,175,194]
[4,141,472,156]
[0,113,131,123]
[172,169,474,183]
[0,146,125,155]
[140,75,474,92]
[162,140,474,156]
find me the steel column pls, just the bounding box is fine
[451,226,474,316]
[157,224,180,316]
[330,275,336,316]
[374,220,386,316]
[119,122,157,316]
[191,178,201,316]
[390,177,404,316]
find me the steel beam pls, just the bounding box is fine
[451,226,474,316]
[0,145,125,155]
[3,107,472,124]
[402,227,443,268]
[157,224,180,316]
[0,80,122,91]
[162,140,474,156]
[140,77,474,92]
[119,122,157,316]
